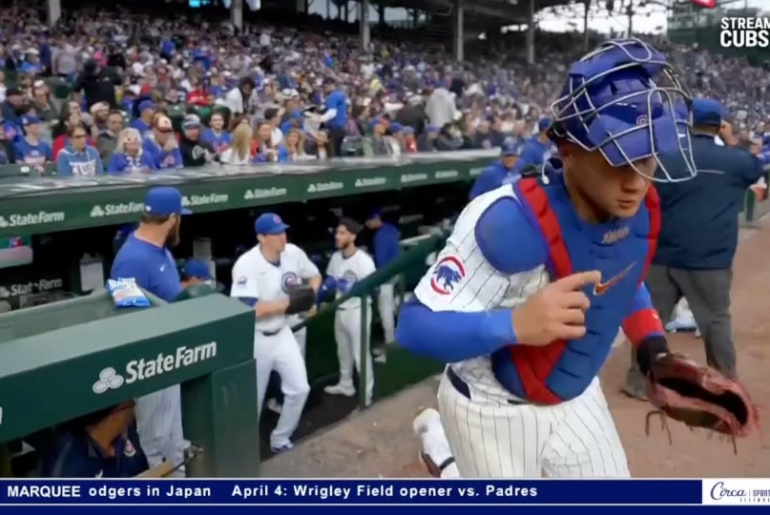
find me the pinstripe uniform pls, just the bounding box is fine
[413,186,629,478]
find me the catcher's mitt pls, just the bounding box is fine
[286,286,316,315]
[645,353,759,453]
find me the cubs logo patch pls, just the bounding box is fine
[281,272,301,293]
[236,276,248,286]
[123,439,137,458]
[430,256,466,295]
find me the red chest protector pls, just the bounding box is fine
[506,177,662,405]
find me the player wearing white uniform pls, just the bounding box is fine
[396,39,698,478]
[323,218,377,404]
[230,213,321,453]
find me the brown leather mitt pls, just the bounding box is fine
[645,353,759,452]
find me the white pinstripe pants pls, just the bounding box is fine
[437,372,630,478]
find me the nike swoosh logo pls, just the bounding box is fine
[593,262,636,295]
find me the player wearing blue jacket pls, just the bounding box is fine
[396,39,699,478]
[42,401,149,478]
[56,125,104,176]
[365,210,401,349]
[468,140,522,200]
[110,186,191,477]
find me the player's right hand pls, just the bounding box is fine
[511,270,600,346]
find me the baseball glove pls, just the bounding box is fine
[645,353,759,453]
[286,286,316,315]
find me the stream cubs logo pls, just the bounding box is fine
[282,271,301,293]
[430,256,466,295]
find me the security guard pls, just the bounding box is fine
[624,98,767,398]
[42,400,149,478]
[110,186,190,475]
[365,210,400,359]
[468,140,522,200]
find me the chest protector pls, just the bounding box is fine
[491,177,661,405]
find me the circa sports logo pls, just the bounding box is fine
[281,271,301,293]
[430,256,466,295]
[704,480,770,504]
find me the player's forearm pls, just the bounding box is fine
[396,301,515,362]
[308,275,322,292]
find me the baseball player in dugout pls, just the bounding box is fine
[623,98,769,399]
[397,39,758,478]
[229,213,321,454]
[324,217,377,406]
[110,186,191,477]
[364,209,401,361]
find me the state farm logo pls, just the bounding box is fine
[182,193,229,207]
[0,212,66,228]
[400,173,428,183]
[307,182,343,193]
[243,187,288,200]
[90,203,144,218]
[354,177,387,188]
[435,170,459,179]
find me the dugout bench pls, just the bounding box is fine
[0,291,260,477]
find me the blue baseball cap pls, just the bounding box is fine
[182,259,212,280]
[365,209,382,221]
[139,100,157,112]
[143,187,192,216]
[538,117,552,132]
[255,213,289,235]
[692,98,723,127]
[21,115,41,125]
[426,124,441,133]
[390,122,404,133]
[501,140,520,157]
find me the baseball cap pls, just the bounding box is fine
[426,124,441,133]
[5,87,21,97]
[692,98,723,127]
[538,117,552,132]
[183,114,201,130]
[138,100,157,112]
[143,187,192,216]
[21,115,41,126]
[389,122,404,133]
[181,259,212,280]
[501,139,520,157]
[156,116,173,131]
[365,209,382,221]
[255,213,289,235]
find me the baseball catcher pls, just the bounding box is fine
[396,38,758,478]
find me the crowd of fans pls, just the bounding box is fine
[0,2,767,178]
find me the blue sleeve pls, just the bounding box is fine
[374,229,400,267]
[239,297,257,307]
[107,153,125,173]
[396,197,547,362]
[277,146,289,163]
[111,257,152,290]
[253,152,267,163]
[45,143,53,161]
[469,168,498,200]
[396,300,516,362]
[56,155,72,176]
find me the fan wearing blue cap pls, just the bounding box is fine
[130,100,156,135]
[512,117,556,173]
[229,212,322,454]
[13,115,53,166]
[623,97,769,399]
[110,186,191,477]
[468,138,522,200]
[397,39,702,479]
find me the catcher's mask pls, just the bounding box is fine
[548,38,696,183]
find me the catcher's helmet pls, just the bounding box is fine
[549,38,696,183]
